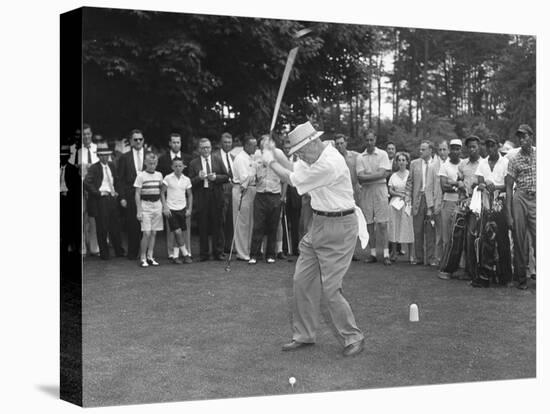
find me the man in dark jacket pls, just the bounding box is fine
[188,138,230,261]
[84,141,125,260]
[117,129,146,260]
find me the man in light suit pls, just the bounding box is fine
[425,140,448,266]
[405,140,435,265]
[117,129,146,260]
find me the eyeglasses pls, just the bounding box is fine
[199,146,211,150]
[133,138,144,142]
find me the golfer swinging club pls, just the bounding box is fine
[262,121,368,357]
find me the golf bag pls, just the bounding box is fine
[472,195,512,287]
[439,202,468,274]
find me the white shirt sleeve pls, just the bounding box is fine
[290,158,334,195]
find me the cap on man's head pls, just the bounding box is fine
[287,121,324,155]
[96,141,113,156]
[516,124,533,136]
[484,136,498,146]
[449,138,463,147]
[465,135,480,145]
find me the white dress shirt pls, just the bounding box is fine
[200,156,212,188]
[132,148,144,174]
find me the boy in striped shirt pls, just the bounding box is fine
[134,152,164,267]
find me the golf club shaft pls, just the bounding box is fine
[282,206,292,256]
[270,47,299,134]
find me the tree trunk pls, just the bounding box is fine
[368,56,373,128]
[394,29,401,123]
[377,54,382,136]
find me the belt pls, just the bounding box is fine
[312,208,355,217]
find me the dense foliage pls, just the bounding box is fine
[79,8,536,153]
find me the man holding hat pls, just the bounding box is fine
[437,138,465,279]
[260,121,368,357]
[506,124,536,290]
[84,141,125,260]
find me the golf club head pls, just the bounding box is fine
[224,265,231,272]
[293,27,313,39]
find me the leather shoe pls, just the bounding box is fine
[281,340,314,352]
[214,253,227,261]
[343,339,364,357]
[364,255,377,263]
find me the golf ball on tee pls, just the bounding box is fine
[289,377,296,385]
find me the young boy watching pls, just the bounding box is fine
[134,152,165,267]
[161,157,193,264]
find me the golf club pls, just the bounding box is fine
[281,200,293,257]
[225,187,247,272]
[269,26,315,136]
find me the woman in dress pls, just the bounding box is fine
[387,152,415,263]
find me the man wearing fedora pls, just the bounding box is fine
[506,124,536,290]
[260,121,367,357]
[84,141,125,260]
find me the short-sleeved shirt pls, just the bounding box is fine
[475,155,509,187]
[134,170,163,202]
[507,147,536,193]
[438,159,461,202]
[289,144,355,212]
[256,160,281,193]
[232,150,256,186]
[356,147,391,186]
[163,172,192,210]
[458,157,481,196]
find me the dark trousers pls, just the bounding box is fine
[412,194,435,264]
[512,191,536,284]
[124,197,141,259]
[197,189,223,258]
[494,208,513,284]
[219,183,233,253]
[96,196,124,259]
[283,204,301,255]
[250,192,281,259]
[464,211,478,280]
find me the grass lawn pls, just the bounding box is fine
[81,237,536,407]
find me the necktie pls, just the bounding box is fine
[422,160,427,190]
[226,152,233,178]
[87,146,92,164]
[104,165,115,195]
[137,150,142,172]
[204,157,211,188]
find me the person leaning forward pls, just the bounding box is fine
[261,121,368,357]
